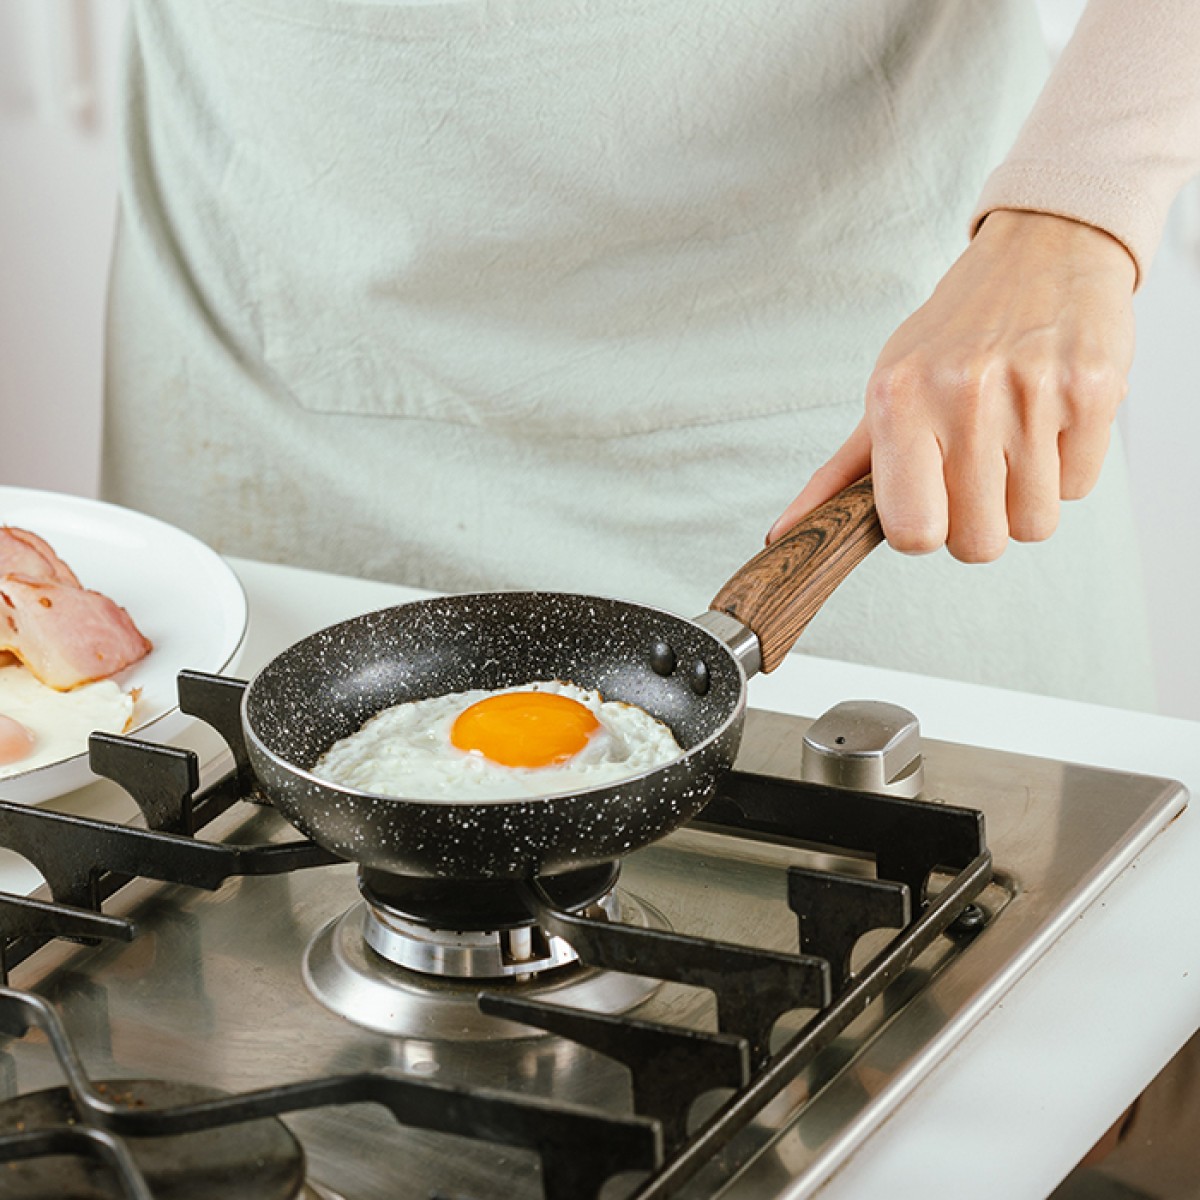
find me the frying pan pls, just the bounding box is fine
[243,477,882,879]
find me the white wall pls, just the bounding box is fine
[1126,196,1200,722]
[2,0,1199,720]
[0,0,123,498]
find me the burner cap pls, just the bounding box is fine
[0,1079,306,1200]
[358,861,620,930]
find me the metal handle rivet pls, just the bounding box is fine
[649,642,677,677]
[688,660,710,696]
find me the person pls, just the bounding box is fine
[102,0,1200,718]
[100,4,1200,1188]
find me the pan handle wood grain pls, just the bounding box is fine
[709,475,883,673]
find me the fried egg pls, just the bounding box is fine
[0,664,136,778]
[313,680,683,801]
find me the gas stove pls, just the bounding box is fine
[0,671,1185,1199]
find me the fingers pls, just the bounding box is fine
[1060,423,1112,500]
[1005,371,1062,546]
[1006,359,1122,543]
[867,368,948,555]
[866,357,1118,563]
[816,208,1136,564]
[1006,436,1061,545]
[945,444,1009,563]
[868,358,1006,561]
[1059,362,1124,498]
[770,226,1129,561]
[766,420,871,544]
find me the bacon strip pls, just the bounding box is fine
[0,576,152,691]
[0,527,81,587]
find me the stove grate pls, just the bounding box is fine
[621,848,992,1199]
[0,988,661,1200]
[700,770,986,907]
[0,671,994,1199]
[0,797,340,982]
[477,992,751,1151]
[527,887,831,1066]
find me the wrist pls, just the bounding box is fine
[975,208,1137,289]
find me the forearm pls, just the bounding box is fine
[970,0,1200,286]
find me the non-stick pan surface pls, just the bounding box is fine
[244,592,746,879]
[243,477,883,880]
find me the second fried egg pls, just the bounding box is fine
[0,664,135,778]
[312,680,683,801]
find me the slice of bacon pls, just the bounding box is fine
[0,576,152,691]
[0,527,81,588]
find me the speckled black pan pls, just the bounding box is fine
[242,478,883,880]
[243,592,746,880]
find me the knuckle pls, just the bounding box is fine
[945,361,1005,433]
[867,360,926,422]
[957,353,1007,392]
[1011,357,1059,414]
[1064,359,1125,417]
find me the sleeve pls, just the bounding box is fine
[969,0,1200,287]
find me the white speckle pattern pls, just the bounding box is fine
[243,592,745,877]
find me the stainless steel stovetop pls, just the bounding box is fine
[0,699,1186,1199]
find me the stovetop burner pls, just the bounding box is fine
[357,862,622,980]
[358,861,621,930]
[0,673,1184,1200]
[305,889,667,1039]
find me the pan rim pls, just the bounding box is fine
[241,590,748,808]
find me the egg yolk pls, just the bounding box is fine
[0,714,35,767]
[450,691,600,768]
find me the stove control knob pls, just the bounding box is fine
[801,700,924,798]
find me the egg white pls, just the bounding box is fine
[0,664,136,779]
[312,680,683,801]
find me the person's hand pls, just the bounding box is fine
[767,210,1138,561]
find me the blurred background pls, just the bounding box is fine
[2,0,1198,718]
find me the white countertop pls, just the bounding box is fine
[9,556,1200,1196]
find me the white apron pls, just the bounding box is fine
[103,0,1157,709]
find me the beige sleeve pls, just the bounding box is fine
[970,0,1200,287]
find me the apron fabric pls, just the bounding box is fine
[103,0,1157,710]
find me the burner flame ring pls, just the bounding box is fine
[363,892,620,979]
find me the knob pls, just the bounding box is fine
[801,701,924,798]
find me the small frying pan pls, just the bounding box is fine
[243,477,882,879]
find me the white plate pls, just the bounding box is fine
[0,488,247,804]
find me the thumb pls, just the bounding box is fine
[766,420,872,544]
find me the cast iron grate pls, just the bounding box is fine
[0,988,661,1200]
[0,671,991,1199]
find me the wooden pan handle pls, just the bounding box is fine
[710,476,883,673]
